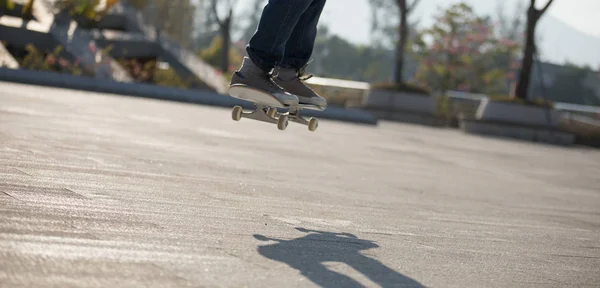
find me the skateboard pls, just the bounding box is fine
[228,84,323,132]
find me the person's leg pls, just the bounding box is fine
[273,0,328,109]
[279,0,326,69]
[230,0,317,106]
[245,0,317,72]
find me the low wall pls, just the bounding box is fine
[0,68,378,125]
[362,89,447,126]
[460,99,576,146]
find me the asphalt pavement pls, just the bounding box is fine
[1,81,599,287]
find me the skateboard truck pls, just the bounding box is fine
[231,104,318,131]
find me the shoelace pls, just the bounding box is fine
[297,62,313,81]
[271,60,315,81]
[255,70,283,92]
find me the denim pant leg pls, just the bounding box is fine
[246,0,316,72]
[279,0,326,69]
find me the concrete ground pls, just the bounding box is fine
[1,81,599,288]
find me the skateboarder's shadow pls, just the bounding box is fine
[253,228,423,287]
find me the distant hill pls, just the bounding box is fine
[537,15,600,69]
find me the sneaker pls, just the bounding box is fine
[274,66,327,109]
[229,57,298,107]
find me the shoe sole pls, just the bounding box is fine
[272,82,326,110]
[228,85,297,107]
[295,103,326,111]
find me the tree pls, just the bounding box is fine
[310,25,395,82]
[126,0,196,48]
[154,0,196,49]
[496,0,526,44]
[368,0,421,84]
[514,0,554,100]
[209,0,237,73]
[413,3,520,94]
[198,35,243,75]
[22,0,35,20]
[192,0,217,49]
[240,0,264,45]
[395,0,420,84]
[495,0,527,93]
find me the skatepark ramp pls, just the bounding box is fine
[104,0,228,93]
[1,0,228,91]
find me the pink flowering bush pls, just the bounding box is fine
[16,43,116,77]
[413,3,521,95]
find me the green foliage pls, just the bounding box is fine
[19,44,85,76]
[53,0,100,21]
[198,35,243,77]
[152,0,196,49]
[116,57,156,83]
[51,0,121,22]
[0,0,35,20]
[311,27,395,83]
[21,44,62,72]
[16,42,196,89]
[154,67,193,89]
[435,95,452,119]
[413,2,521,95]
[117,57,199,89]
[0,0,15,11]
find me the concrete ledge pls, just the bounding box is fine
[476,99,562,128]
[460,119,576,146]
[365,89,434,114]
[460,99,575,145]
[559,113,600,147]
[367,108,447,127]
[363,89,444,126]
[0,68,378,125]
[446,92,486,127]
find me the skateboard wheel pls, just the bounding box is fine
[232,106,243,121]
[277,115,289,131]
[308,117,318,131]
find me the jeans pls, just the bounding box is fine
[246,0,326,72]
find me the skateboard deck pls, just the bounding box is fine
[228,84,323,131]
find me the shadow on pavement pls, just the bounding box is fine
[253,227,423,287]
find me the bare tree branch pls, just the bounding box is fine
[408,0,421,12]
[211,0,223,26]
[227,6,233,24]
[538,0,554,16]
